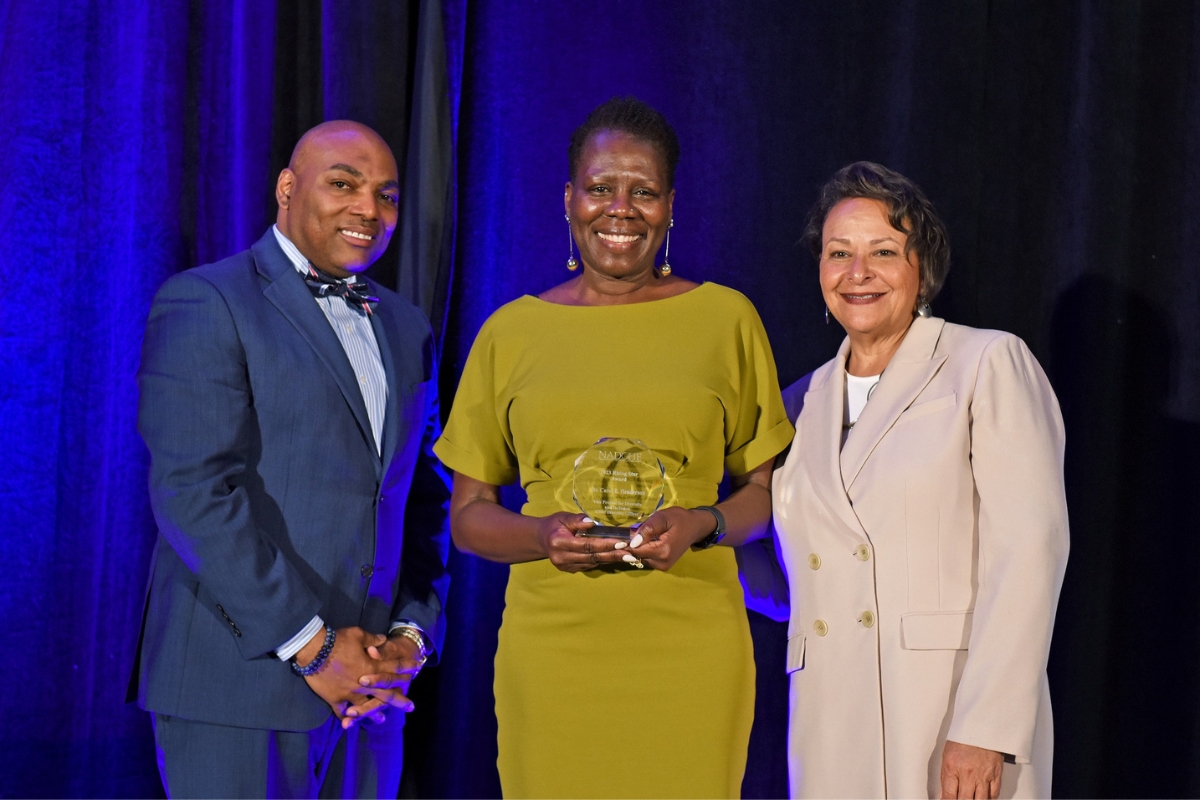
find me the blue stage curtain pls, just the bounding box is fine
[0,1,450,796]
[0,2,189,796]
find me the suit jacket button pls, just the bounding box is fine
[855,544,870,561]
[361,565,374,578]
[860,610,876,628]
[807,553,821,570]
[813,619,829,636]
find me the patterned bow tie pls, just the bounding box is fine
[303,265,379,315]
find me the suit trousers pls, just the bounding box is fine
[152,711,405,799]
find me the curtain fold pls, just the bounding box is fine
[398,0,456,336]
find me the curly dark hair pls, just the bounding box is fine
[567,96,681,188]
[802,161,951,301]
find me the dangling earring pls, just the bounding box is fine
[824,306,830,325]
[916,295,932,318]
[659,218,674,276]
[565,214,578,271]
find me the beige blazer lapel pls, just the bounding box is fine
[841,317,948,492]
[798,337,868,538]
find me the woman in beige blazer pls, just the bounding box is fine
[772,162,1069,799]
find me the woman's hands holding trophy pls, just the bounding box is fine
[538,511,634,573]
[453,436,751,575]
[618,507,716,570]
[543,438,771,574]
[555,506,720,573]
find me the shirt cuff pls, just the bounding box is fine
[276,615,324,661]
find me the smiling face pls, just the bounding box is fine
[820,197,922,345]
[564,130,674,282]
[275,121,400,277]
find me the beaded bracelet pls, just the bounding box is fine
[290,625,336,677]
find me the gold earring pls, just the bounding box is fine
[565,214,578,271]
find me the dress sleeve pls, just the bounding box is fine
[434,316,521,486]
[946,334,1070,762]
[723,300,796,476]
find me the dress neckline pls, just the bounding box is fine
[525,281,712,308]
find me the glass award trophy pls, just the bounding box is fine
[572,437,666,540]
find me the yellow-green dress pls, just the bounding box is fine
[435,283,794,798]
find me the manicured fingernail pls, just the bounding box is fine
[359,677,370,685]
[629,533,644,547]
[613,541,627,549]
[582,516,595,524]
[622,553,639,563]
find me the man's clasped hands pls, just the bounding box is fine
[294,627,426,729]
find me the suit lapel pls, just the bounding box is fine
[251,233,376,457]
[841,317,947,491]
[800,338,869,538]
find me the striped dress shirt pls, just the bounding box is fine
[271,225,388,660]
[272,225,387,454]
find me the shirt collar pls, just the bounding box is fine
[272,224,353,283]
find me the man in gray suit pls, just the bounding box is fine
[131,120,450,797]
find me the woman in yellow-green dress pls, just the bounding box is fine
[434,97,794,798]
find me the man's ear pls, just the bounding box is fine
[276,169,295,209]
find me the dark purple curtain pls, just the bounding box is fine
[430,3,1200,798]
[3,1,1199,798]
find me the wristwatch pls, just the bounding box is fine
[388,623,431,666]
[691,505,726,549]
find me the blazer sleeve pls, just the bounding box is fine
[740,372,813,621]
[390,339,452,659]
[946,334,1070,761]
[137,271,322,659]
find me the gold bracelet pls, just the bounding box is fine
[389,625,430,666]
